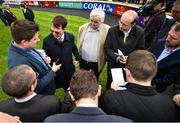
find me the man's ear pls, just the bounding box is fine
[125,68,131,77]
[97,85,102,97]
[69,91,75,101]
[30,83,36,92]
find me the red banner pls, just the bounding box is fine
[114,4,134,16]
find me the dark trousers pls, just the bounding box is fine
[80,59,100,80]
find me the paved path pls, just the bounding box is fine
[13,5,120,26]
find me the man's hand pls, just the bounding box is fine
[74,60,79,65]
[117,55,128,64]
[173,94,180,106]
[111,82,119,90]
[51,62,61,72]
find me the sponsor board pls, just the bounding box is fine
[82,2,114,13]
[59,1,82,9]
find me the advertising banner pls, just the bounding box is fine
[114,4,134,16]
[82,2,114,14]
[59,1,82,9]
[38,1,59,7]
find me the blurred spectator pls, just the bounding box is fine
[100,50,175,121]
[144,0,166,49]
[104,10,145,89]
[20,2,35,22]
[8,20,61,95]
[45,69,132,122]
[158,0,180,39]
[0,8,8,26]
[0,65,72,122]
[77,8,110,80]
[43,15,80,91]
[2,3,16,26]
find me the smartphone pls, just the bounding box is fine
[55,58,61,65]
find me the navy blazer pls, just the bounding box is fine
[44,107,132,122]
[43,32,80,89]
[8,43,56,95]
[22,8,34,22]
[150,40,180,92]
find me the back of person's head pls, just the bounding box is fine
[90,8,105,23]
[2,65,37,98]
[70,69,99,101]
[52,15,67,29]
[125,50,157,82]
[11,19,39,44]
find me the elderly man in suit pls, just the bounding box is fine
[0,65,72,122]
[78,8,110,80]
[8,19,61,95]
[43,15,80,91]
[104,10,145,89]
[44,69,132,122]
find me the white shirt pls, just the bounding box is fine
[77,103,97,107]
[15,92,37,103]
[82,27,99,62]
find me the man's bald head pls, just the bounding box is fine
[119,10,138,32]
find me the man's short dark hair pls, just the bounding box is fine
[70,69,98,101]
[52,15,67,29]
[126,50,157,82]
[2,65,35,98]
[11,19,39,44]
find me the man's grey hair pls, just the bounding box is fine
[90,8,105,22]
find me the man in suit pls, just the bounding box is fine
[0,65,72,122]
[150,22,180,93]
[20,2,35,22]
[2,3,16,26]
[0,8,8,26]
[100,50,175,122]
[43,15,80,91]
[44,69,132,122]
[78,8,110,80]
[104,10,145,89]
[8,19,61,95]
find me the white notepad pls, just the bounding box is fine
[111,68,125,86]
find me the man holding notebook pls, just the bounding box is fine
[100,50,175,122]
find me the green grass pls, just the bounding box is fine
[0,7,107,101]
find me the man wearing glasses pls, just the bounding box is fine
[104,10,145,89]
[43,15,80,91]
[8,19,61,95]
[0,65,72,122]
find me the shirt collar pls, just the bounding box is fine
[164,43,180,53]
[15,92,37,103]
[77,103,97,107]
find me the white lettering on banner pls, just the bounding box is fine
[83,3,107,11]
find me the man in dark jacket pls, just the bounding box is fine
[100,50,175,122]
[104,10,145,89]
[43,15,80,91]
[0,65,72,122]
[20,2,35,22]
[45,69,132,122]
